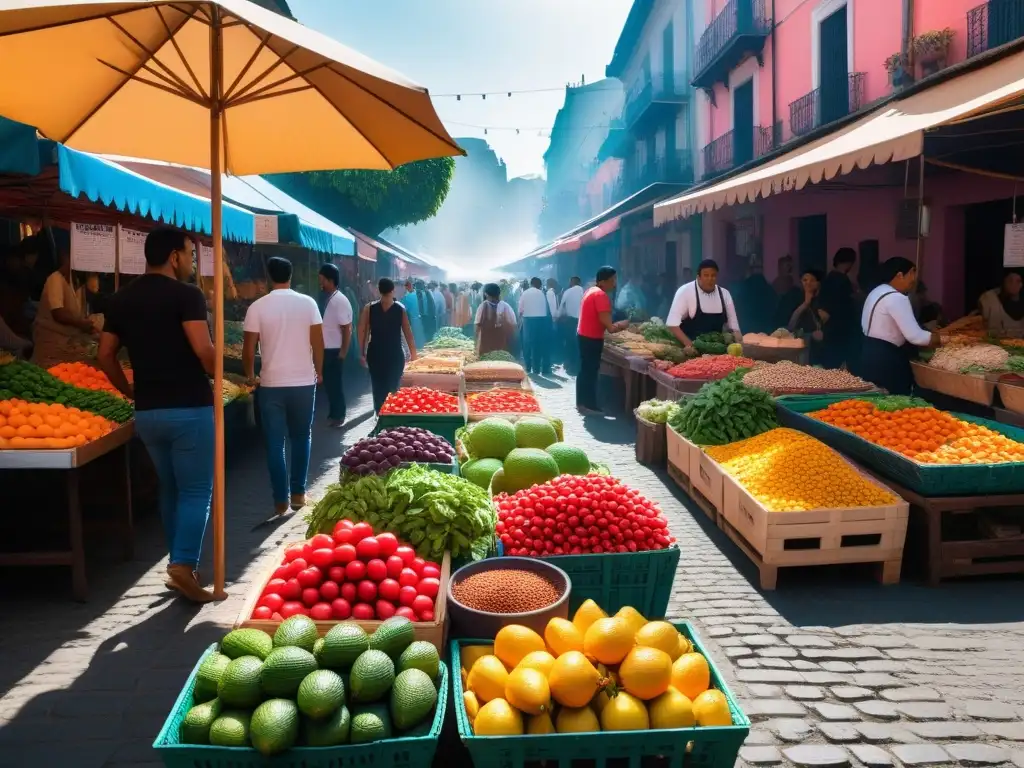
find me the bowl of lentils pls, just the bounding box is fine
[447,557,571,638]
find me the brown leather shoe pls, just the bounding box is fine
[166,564,216,603]
[275,501,291,516]
[290,494,307,511]
[165,569,202,590]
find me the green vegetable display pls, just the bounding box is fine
[1006,356,1024,372]
[423,336,474,352]
[479,350,517,363]
[636,398,678,424]
[434,327,468,340]
[851,395,931,412]
[639,319,681,346]
[668,374,777,445]
[692,332,731,356]
[0,360,134,423]
[307,465,496,562]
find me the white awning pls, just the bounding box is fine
[655,48,1024,224]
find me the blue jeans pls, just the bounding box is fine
[134,407,214,569]
[524,316,552,373]
[258,385,316,504]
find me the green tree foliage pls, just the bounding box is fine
[265,157,454,237]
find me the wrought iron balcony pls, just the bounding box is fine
[701,125,780,179]
[702,132,735,180]
[624,70,690,129]
[788,72,865,138]
[692,0,772,92]
[967,0,1024,57]
[616,151,694,199]
[755,122,784,157]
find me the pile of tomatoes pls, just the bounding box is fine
[379,387,460,415]
[494,473,675,556]
[667,355,755,380]
[467,388,541,414]
[253,521,442,623]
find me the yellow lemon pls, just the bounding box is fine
[583,617,635,665]
[461,644,494,675]
[614,605,648,635]
[548,651,607,708]
[526,712,556,735]
[677,633,692,657]
[494,625,546,669]
[462,691,481,722]
[670,653,711,700]
[649,687,696,729]
[634,621,683,660]
[544,617,584,656]
[572,598,607,634]
[473,698,524,735]
[692,689,732,726]
[516,650,556,678]
[467,655,509,703]
[618,646,673,700]
[504,666,551,715]
[556,705,601,733]
[600,691,650,731]
[592,687,612,713]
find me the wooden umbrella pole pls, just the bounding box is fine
[210,5,227,600]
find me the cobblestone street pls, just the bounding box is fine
[1,371,1023,768]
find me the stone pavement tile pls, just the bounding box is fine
[768,718,814,742]
[1012,749,1024,768]
[809,702,860,721]
[818,722,860,743]
[802,648,884,661]
[903,721,982,740]
[783,745,851,767]
[821,661,857,673]
[747,684,784,698]
[758,646,799,658]
[786,635,836,648]
[880,687,943,702]
[979,722,1024,740]
[746,699,808,720]
[945,744,1009,765]
[741,746,784,764]
[831,685,874,702]
[890,744,953,766]
[785,685,825,701]
[737,670,806,684]
[803,671,847,685]
[963,700,1020,721]
[850,745,895,767]
[851,636,909,649]
[744,729,778,745]
[896,702,954,721]
[855,722,918,743]
[850,673,904,688]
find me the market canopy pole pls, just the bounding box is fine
[0,0,465,598]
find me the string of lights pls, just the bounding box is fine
[440,118,617,136]
[431,82,620,100]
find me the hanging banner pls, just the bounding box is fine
[254,214,279,244]
[199,244,215,277]
[117,227,147,275]
[1004,223,1024,267]
[70,222,116,273]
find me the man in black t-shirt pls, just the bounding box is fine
[98,228,218,604]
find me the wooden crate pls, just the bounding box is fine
[719,474,908,590]
[690,446,725,511]
[911,362,995,405]
[666,424,692,479]
[235,544,451,654]
[998,381,1024,414]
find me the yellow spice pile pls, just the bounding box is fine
[704,428,897,511]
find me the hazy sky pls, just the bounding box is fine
[288,0,633,179]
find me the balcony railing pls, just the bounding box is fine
[702,132,734,180]
[788,72,865,138]
[968,0,1024,57]
[624,70,689,128]
[701,125,780,179]
[755,121,784,157]
[692,0,771,91]
[616,151,694,199]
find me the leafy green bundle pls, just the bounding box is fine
[668,374,777,445]
[693,332,730,356]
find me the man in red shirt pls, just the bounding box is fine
[576,265,629,414]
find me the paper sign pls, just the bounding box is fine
[199,244,215,277]
[70,222,116,273]
[1004,223,1024,267]
[117,227,147,275]
[254,214,279,244]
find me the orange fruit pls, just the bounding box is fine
[583,617,635,665]
[670,652,711,699]
[544,618,584,656]
[618,646,673,700]
[494,625,546,669]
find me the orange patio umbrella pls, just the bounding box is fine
[0,0,464,598]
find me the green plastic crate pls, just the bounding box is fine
[502,545,680,618]
[153,643,449,768]
[373,413,467,446]
[451,621,749,768]
[776,393,1024,496]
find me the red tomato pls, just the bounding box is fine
[280,578,302,600]
[375,600,396,620]
[259,593,284,612]
[395,546,416,565]
[410,557,426,576]
[309,548,335,569]
[301,543,314,561]
[302,587,321,607]
[345,560,367,581]
[334,544,357,563]
[340,582,357,603]
[283,543,305,562]
[395,606,418,622]
[327,566,346,583]
[421,564,441,580]
[296,567,323,588]
[366,559,387,582]
[357,580,378,602]
[319,581,340,601]
[417,577,440,599]
[378,578,401,602]
[356,537,381,561]
[398,568,419,588]
[331,598,352,619]
[333,526,354,545]
[352,603,375,620]
[290,557,309,574]
[309,602,333,620]
[376,533,399,557]
[412,594,434,616]
[263,578,287,596]
[252,606,273,620]
[310,533,334,551]
[399,585,418,607]
[271,612,284,621]
[419,609,435,622]
[271,565,292,581]
[386,555,405,579]
[280,601,307,618]
[350,522,374,543]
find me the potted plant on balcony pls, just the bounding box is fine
[912,28,954,77]
[885,51,913,89]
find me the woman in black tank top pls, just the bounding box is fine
[358,278,418,412]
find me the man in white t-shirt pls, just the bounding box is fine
[318,263,353,428]
[243,257,325,516]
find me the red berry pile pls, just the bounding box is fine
[667,355,755,380]
[467,388,541,414]
[379,387,460,415]
[253,520,442,623]
[495,474,675,556]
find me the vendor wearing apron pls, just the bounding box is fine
[859,257,938,395]
[475,282,517,357]
[665,259,742,349]
[32,246,98,369]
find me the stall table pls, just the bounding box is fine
[0,422,134,601]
